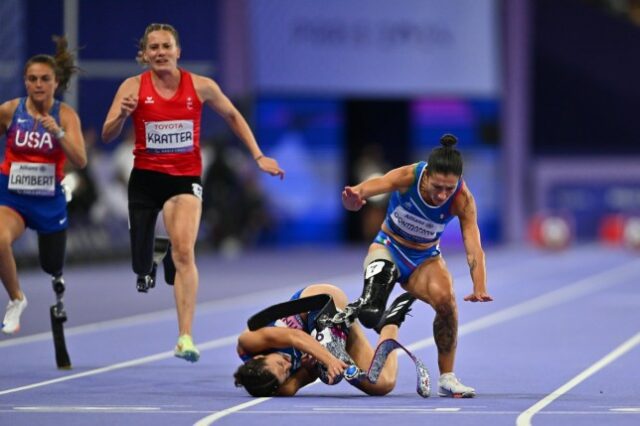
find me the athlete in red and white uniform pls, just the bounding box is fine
[132,68,203,176]
[102,23,284,363]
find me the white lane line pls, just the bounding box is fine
[14,406,161,412]
[312,407,461,412]
[193,398,271,425]
[193,260,640,425]
[0,248,549,350]
[7,407,636,416]
[2,259,637,417]
[0,275,358,349]
[0,335,236,396]
[408,259,640,351]
[0,250,551,350]
[516,331,640,426]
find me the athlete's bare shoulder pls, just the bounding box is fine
[189,72,211,84]
[57,101,82,123]
[118,75,142,92]
[0,98,20,130]
[0,98,20,110]
[190,73,218,90]
[452,182,477,219]
[189,73,223,103]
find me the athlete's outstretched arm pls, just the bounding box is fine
[342,164,416,211]
[194,75,284,179]
[453,185,492,302]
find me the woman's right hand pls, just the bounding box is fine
[342,186,366,211]
[119,94,138,118]
[323,356,348,384]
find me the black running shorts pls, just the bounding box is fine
[128,168,202,210]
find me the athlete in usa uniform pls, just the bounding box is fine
[102,23,284,362]
[342,134,492,398]
[0,36,86,334]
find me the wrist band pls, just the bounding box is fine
[55,129,65,139]
[254,154,264,161]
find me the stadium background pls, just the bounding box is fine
[2,0,640,264]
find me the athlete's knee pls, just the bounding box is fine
[332,288,348,309]
[375,375,397,395]
[0,226,16,251]
[0,227,9,243]
[0,235,11,255]
[169,242,195,268]
[358,249,399,329]
[362,376,396,396]
[429,287,456,314]
[307,284,348,308]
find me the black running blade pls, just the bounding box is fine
[163,246,176,286]
[247,294,332,331]
[153,237,171,263]
[50,306,71,370]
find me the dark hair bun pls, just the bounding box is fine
[440,134,458,148]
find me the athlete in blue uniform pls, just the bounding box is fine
[0,36,86,334]
[342,134,492,398]
[234,284,415,397]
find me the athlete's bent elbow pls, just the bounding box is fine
[73,157,88,169]
[101,128,114,144]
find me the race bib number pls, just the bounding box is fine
[390,206,445,241]
[145,120,194,153]
[8,162,55,196]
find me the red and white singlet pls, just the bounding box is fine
[132,69,203,176]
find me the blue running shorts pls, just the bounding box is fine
[0,174,68,233]
[374,229,441,283]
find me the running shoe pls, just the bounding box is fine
[2,294,28,334]
[174,334,200,362]
[438,372,476,398]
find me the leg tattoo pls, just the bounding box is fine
[433,307,458,355]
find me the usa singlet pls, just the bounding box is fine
[0,97,68,233]
[383,161,464,244]
[1,97,65,196]
[132,69,203,176]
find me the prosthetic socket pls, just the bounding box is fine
[358,259,399,329]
